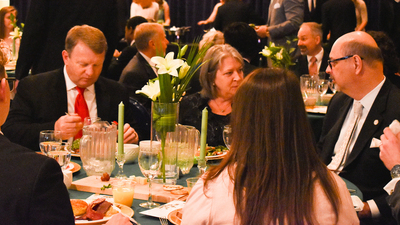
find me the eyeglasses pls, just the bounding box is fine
[327,55,363,69]
[5,77,16,92]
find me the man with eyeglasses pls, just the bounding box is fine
[317,31,400,224]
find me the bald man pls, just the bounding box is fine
[317,31,400,224]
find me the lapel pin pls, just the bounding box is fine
[374,120,379,125]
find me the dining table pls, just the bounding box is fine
[69,156,205,225]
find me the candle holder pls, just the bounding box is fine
[197,158,207,175]
[115,153,127,179]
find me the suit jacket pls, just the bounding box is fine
[317,79,400,221]
[292,48,329,78]
[119,52,157,112]
[267,0,304,46]
[15,0,118,80]
[321,0,356,48]
[107,44,138,81]
[387,181,400,224]
[3,68,138,151]
[0,134,74,224]
[214,0,265,32]
[303,0,327,23]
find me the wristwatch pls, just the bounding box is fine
[391,164,400,178]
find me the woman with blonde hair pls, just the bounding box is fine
[182,68,358,224]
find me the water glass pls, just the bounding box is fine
[223,125,232,149]
[39,130,62,156]
[47,142,72,170]
[186,177,199,194]
[112,179,135,207]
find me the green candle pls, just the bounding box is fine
[118,101,124,155]
[200,107,208,159]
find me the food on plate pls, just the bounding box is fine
[163,184,183,191]
[71,199,88,216]
[171,189,189,195]
[76,198,118,221]
[72,138,80,154]
[101,172,110,181]
[129,175,147,185]
[195,146,229,157]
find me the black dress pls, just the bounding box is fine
[179,93,230,147]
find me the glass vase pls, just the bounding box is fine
[151,102,179,184]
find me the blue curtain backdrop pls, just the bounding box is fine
[8,0,390,44]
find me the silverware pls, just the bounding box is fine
[348,189,356,193]
[159,216,168,225]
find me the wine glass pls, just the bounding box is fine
[47,142,72,170]
[138,140,162,209]
[115,153,127,179]
[223,125,232,149]
[317,79,329,102]
[328,78,338,94]
[39,130,62,156]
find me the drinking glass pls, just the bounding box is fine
[138,140,162,208]
[328,78,338,94]
[223,125,232,149]
[48,142,72,170]
[115,153,127,179]
[176,125,199,175]
[39,130,62,156]
[300,74,318,104]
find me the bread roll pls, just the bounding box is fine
[70,199,88,216]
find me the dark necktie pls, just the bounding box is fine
[74,87,89,139]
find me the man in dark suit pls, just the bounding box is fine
[119,23,169,112]
[317,31,399,224]
[213,0,264,32]
[303,0,326,23]
[15,0,118,81]
[107,16,148,81]
[293,22,328,78]
[3,25,139,152]
[321,0,356,49]
[0,44,74,224]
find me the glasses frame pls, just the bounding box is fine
[5,77,16,92]
[327,55,364,69]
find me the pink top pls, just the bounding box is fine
[182,169,359,224]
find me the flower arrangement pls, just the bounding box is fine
[260,37,296,69]
[136,42,210,182]
[9,13,24,60]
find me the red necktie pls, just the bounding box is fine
[309,56,318,76]
[74,87,89,139]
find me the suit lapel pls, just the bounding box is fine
[345,81,390,167]
[53,70,68,116]
[138,53,157,79]
[94,77,110,120]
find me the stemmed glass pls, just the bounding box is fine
[39,130,62,156]
[138,140,162,208]
[223,125,232,149]
[115,152,127,179]
[47,142,72,170]
[328,78,338,94]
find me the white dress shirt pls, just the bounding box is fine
[307,48,324,73]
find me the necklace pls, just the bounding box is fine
[211,99,231,113]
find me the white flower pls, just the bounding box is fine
[276,48,283,60]
[136,79,160,101]
[9,27,22,39]
[178,62,190,79]
[260,47,272,57]
[151,52,184,77]
[270,42,276,47]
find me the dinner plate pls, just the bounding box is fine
[64,162,81,173]
[75,202,134,224]
[206,151,228,160]
[306,106,327,114]
[71,153,80,157]
[168,208,182,225]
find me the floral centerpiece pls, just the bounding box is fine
[136,42,210,182]
[260,37,296,69]
[9,13,24,61]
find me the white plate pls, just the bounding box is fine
[75,200,134,224]
[306,106,327,114]
[206,151,228,160]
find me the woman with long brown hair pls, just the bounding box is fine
[0,6,17,48]
[181,68,358,224]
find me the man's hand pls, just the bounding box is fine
[357,202,372,219]
[380,127,400,170]
[54,114,83,139]
[255,25,269,38]
[121,123,139,144]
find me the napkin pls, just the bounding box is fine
[351,195,364,211]
[63,170,73,189]
[384,178,400,195]
[370,119,400,148]
[140,200,185,218]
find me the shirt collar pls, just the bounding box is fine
[63,66,95,93]
[357,76,386,112]
[307,48,324,63]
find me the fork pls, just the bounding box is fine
[159,216,169,225]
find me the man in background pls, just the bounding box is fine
[3,25,139,151]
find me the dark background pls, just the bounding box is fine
[8,0,393,44]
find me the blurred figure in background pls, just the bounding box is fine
[197,0,225,26]
[223,22,260,77]
[130,0,159,22]
[0,6,18,49]
[182,68,358,224]
[179,44,243,147]
[352,0,368,31]
[155,0,170,26]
